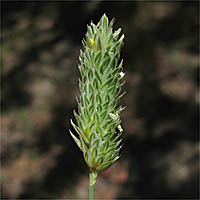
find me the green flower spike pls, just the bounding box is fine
[69,13,125,199]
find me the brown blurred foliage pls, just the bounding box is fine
[1,1,199,199]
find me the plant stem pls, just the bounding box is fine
[89,183,94,200]
[89,172,94,200]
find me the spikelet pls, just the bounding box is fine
[69,14,125,185]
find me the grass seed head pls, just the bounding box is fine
[70,13,125,175]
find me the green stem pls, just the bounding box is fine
[89,182,94,200]
[89,171,97,200]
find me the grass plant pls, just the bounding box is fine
[69,14,125,199]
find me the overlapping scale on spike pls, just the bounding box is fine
[70,14,125,173]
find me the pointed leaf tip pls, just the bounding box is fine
[69,129,82,151]
[119,34,124,42]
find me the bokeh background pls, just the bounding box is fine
[1,1,199,199]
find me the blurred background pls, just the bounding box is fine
[1,1,199,199]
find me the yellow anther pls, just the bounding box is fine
[89,39,95,49]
